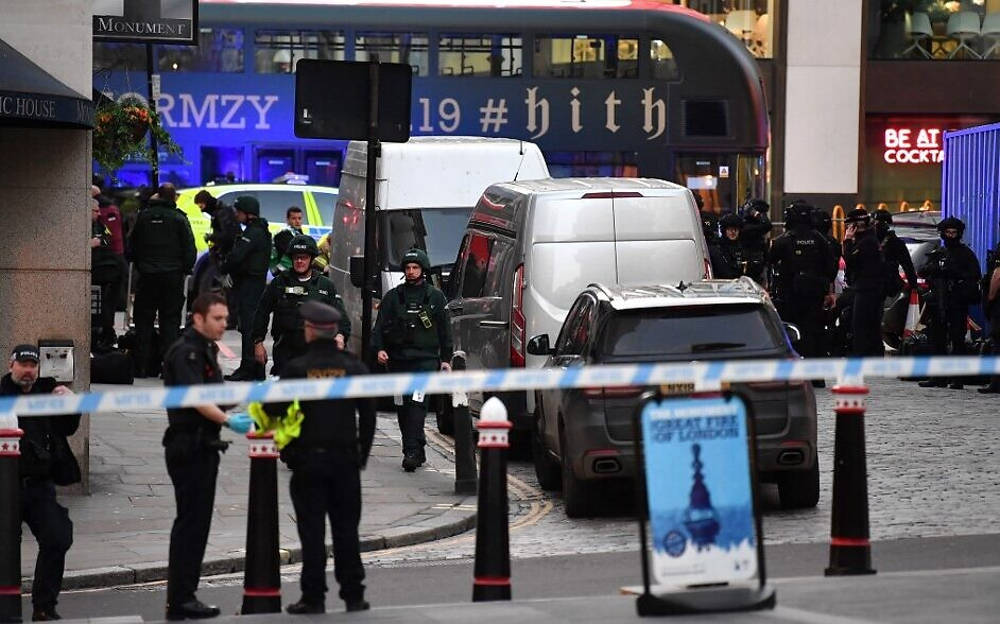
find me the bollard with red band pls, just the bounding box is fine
[0,427,23,623]
[825,384,876,576]
[240,431,282,614]
[472,397,511,602]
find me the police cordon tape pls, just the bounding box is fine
[1,355,998,419]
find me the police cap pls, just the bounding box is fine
[288,234,319,257]
[10,344,39,363]
[299,300,341,328]
[234,195,260,216]
[844,208,870,225]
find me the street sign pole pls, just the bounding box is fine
[360,59,381,365]
[145,42,160,188]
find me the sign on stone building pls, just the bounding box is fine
[93,0,197,45]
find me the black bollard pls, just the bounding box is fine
[241,431,282,614]
[0,425,23,623]
[825,384,876,576]
[472,397,511,602]
[451,352,477,495]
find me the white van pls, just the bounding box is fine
[329,137,549,353]
[444,178,712,448]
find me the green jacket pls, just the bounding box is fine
[128,199,196,275]
[221,217,271,279]
[372,280,453,363]
[251,270,351,342]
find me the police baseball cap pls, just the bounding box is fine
[233,195,260,216]
[10,344,39,363]
[300,300,341,328]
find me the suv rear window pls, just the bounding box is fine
[598,304,784,357]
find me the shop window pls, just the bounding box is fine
[159,28,244,72]
[255,30,345,73]
[439,33,522,76]
[533,35,639,79]
[94,42,146,72]
[869,1,996,60]
[678,1,774,59]
[355,32,429,76]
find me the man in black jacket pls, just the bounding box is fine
[874,208,918,295]
[738,198,773,282]
[128,184,197,377]
[710,213,747,279]
[2,344,79,622]
[262,301,375,615]
[843,208,886,356]
[221,196,272,381]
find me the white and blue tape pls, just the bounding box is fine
[1,355,998,418]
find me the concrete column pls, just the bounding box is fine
[0,0,93,492]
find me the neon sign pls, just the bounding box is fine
[883,127,944,164]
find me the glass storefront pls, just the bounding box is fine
[674,0,776,58]
[870,0,1000,60]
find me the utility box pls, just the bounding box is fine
[39,339,75,383]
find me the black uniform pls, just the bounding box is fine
[161,328,226,609]
[92,217,122,345]
[221,217,271,377]
[920,241,981,360]
[768,224,835,358]
[372,276,453,465]
[1,374,79,616]
[128,198,197,375]
[844,228,886,356]
[740,210,772,283]
[271,339,376,609]
[251,270,352,376]
[203,198,240,261]
[710,236,747,279]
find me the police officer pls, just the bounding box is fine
[128,184,196,377]
[2,344,79,622]
[270,206,305,276]
[265,301,375,615]
[874,208,918,296]
[695,192,720,249]
[222,196,272,381]
[919,217,981,389]
[842,208,886,356]
[372,248,453,472]
[768,201,836,370]
[251,234,351,376]
[710,213,747,279]
[738,198,773,282]
[162,293,253,620]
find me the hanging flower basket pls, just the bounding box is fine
[92,95,182,177]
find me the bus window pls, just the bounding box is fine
[438,34,522,77]
[159,28,244,73]
[533,35,639,79]
[254,30,345,73]
[356,32,429,76]
[650,39,679,81]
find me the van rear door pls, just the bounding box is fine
[611,192,707,285]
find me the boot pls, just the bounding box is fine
[401,451,420,472]
[346,599,370,613]
[32,607,62,621]
[224,365,254,381]
[918,379,947,388]
[165,599,220,620]
[286,599,324,615]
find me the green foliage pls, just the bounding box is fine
[92,95,182,176]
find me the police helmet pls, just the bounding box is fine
[719,213,745,231]
[739,198,769,218]
[873,208,893,225]
[783,201,815,227]
[233,195,260,216]
[937,216,965,237]
[288,234,319,258]
[812,210,832,231]
[401,247,431,273]
[844,207,871,225]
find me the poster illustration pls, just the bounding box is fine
[640,394,758,587]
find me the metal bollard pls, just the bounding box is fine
[451,352,477,495]
[472,397,511,602]
[825,383,876,576]
[240,431,282,614]
[0,425,23,623]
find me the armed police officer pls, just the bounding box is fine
[252,234,351,376]
[874,208,918,296]
[710,213,748,279]
[372,248,453,472]
[222,196,272,381]
[842,208,887,356]
[262,301,375,615]
[919,217,981,389]
[768,201,836,372]
[738,198,773,282]
[162,293,253,620]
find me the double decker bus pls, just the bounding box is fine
[94,0,768,212]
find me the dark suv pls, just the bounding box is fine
[527,278,819,518]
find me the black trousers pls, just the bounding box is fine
[389,359,437,455]
[134,271,185,374]
[928,304,968,356]
[165,434,220,606]
[852,288,885,357]
[235,277,266,371]
[777,296,825,358]
[21,479,73,610]
[289,453,365,605]
[272,331,306,378]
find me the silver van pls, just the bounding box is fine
[445,178,712,450]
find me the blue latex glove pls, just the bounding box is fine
[226,412,254,434]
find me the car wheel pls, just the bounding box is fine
[560,429,594,518]
[435,395,455,436]
[777,453,820,509]
[532,418,561,491]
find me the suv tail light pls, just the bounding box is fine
[582,386,643,398]
[510,263,526,367]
